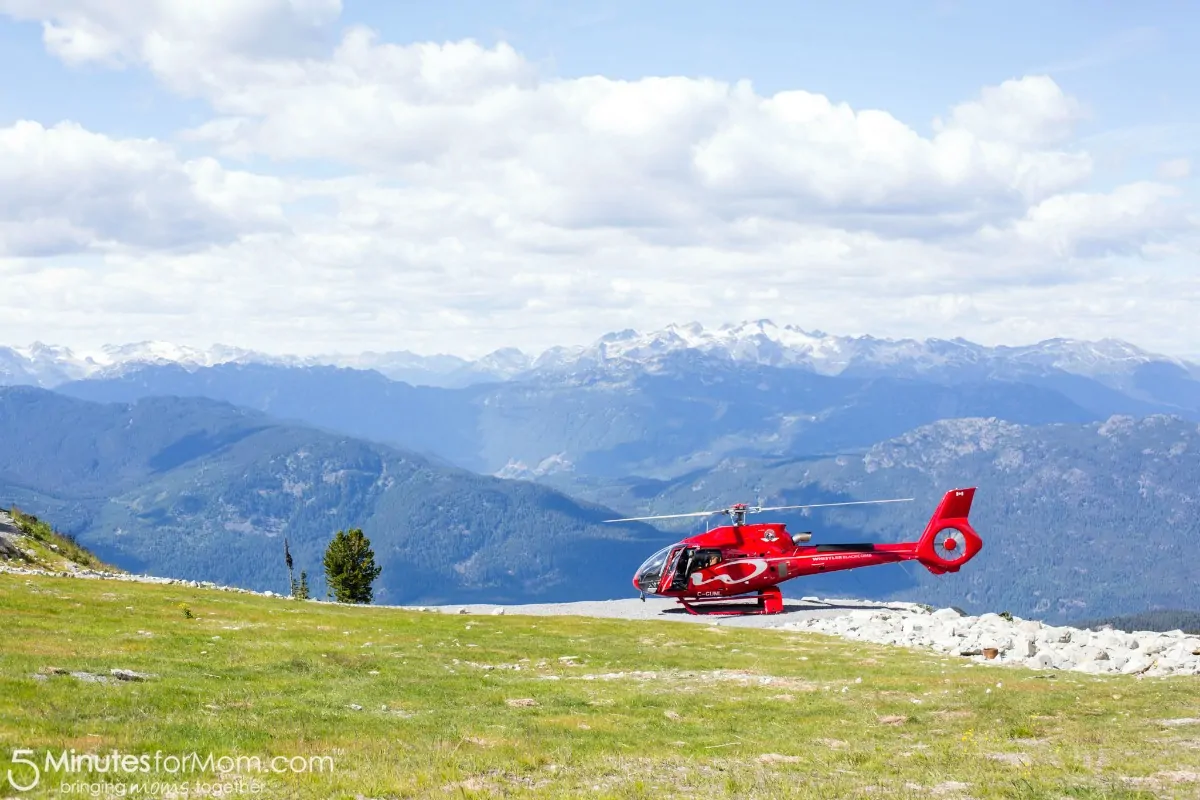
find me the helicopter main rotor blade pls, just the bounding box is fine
[750,498,914,513]
[603,509,724,523]
[605,497,914,523]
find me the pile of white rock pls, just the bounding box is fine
[782,605,1200,677]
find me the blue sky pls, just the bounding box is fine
[0,1,1196,358]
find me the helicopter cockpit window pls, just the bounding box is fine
[634,544,681,594]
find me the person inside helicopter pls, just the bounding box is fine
[693,549,722,571]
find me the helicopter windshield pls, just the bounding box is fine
[634,544,683,594]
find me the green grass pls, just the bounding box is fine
[1,573,1198,799]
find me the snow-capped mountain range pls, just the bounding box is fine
[0,341,305,388]
[2,320,1195,389]
[527,321,1196,381]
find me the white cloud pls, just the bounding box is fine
[0,0,340,67]
[172,36,1096,230]
[936,75,1085,145]
[980,181,1186,260]
[0,2,1196,358]
[0,121,290,256]
[3,9,1092,229]
[1156,157,1192,180]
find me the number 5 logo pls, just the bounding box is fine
[7,749,40,792]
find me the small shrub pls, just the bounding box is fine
[1008,723,1037,739]
[291,571,310,601]
[179,603,194,619]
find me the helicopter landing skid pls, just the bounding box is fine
[677,587,784,616]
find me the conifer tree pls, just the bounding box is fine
[323,528,381,604]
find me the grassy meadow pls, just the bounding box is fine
[1,572,1198,799]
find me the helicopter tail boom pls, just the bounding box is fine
[913,487,982,574]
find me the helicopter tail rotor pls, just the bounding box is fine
[914,487,982,574]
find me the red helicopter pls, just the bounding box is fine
[607,488,982,615]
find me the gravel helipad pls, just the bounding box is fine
[410,596,913,629]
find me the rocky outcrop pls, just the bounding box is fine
[782,604,1200,677]
[0,511,26,560]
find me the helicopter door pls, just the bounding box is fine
[661,546,687,592]
[668,548,723,592]
[667,547,694,592]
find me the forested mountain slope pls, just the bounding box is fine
[0,387,664,603]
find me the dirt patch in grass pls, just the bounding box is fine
[572,668,820,692]
[757,753,802,763]
[1121,770,1200,789]
[985,751,1032,766]
[505,698,538,708]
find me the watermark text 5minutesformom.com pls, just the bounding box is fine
[7,748,334,793]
